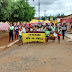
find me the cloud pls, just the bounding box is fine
[28,0,72,17]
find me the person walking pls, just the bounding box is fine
[9,23,14,42]
[57,26,62,44]
[62,23,67,40]
[14,23,19,39]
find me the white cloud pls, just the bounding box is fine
[28,0,72,17]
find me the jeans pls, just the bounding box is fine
[15,31,18,39]
[62,30,66,40]
[9,32,13,42]
[19,36,22,41]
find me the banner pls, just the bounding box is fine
[22,33,46,43]
[49,34,55,37]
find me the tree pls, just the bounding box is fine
[7,0,35,22]
[41,14,65,21]
[0,0,13,22]
[0,0,35,22]
[56,14,65,18]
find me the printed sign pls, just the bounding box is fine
[22,33,46,43]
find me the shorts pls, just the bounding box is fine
[46,36,49,38]
[58,34,61,36]
[19,36,22,41]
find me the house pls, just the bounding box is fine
[61,14,72,31]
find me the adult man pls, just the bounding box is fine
[62,23,67,40]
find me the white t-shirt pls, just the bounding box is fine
[51,26,55,31]
[62,25,66,30]
[30,28,33,31]
[22,27,26,33]
[37,29,41,31]
[58,28,62,34]
[9,26,14,30]
[19,31,22,36]
[14,25,19,30]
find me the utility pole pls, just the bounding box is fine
[25,0,40,20]
[38,0,40,20]
[44,10,47,17]
[44,10,47,20]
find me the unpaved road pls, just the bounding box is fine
[0,32,17,47]
[0,37,72,72]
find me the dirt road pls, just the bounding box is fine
[0,32,17,47]
[0,37,72,72]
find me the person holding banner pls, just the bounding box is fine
[33,26,36,32]
[37,26,42,32]
[30,26,33,32]
[42,26,46,32]
[45,28,50,43]
[35,26,38,31]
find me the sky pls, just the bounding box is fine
[28,0,72,17]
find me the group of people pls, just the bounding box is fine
[8,22,67,46]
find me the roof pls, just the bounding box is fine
[62,14,72,19]
[56,14,72,19]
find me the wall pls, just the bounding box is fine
[0,22,9,30]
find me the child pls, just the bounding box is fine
[57,26,62,44]
[18,28,23,46]
[37,26,41,32]
[45,28,50,43]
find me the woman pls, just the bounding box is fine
[51,24,55,32]
[9,23,14,42]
